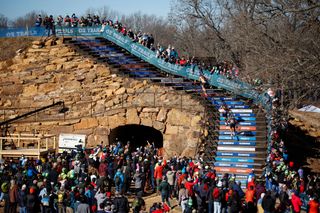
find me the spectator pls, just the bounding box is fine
[159,176,171,208]
[9,179,18,213]
[76,196,90,213]
[262,191,276,213]
[26,188,36,213]
[35,15,42,27]
[291,191,303,213]
[114,168,124,193]
[18,184,27,213]
[113,191,129,213]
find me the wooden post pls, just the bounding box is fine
[46,138,48,150]
[53,136,56,149]
[38,138,40,152]
[0,138,2,160]
[17,133,20,148]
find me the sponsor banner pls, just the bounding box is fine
[215,162,254,168]
[219,131,257,135]
[0,27,46,37]
[218,141,256,146]
[215,167,252,173]
[215,157,254,163]
[220,117,256,121]
[58,133,86,153]
[213,97,235,101]
[212,100,244,105]
[217,146,256,151]
[219,135,256,141]
[219,121,256,126]
[216,152,256,157]
[219,126,257,131]
[214,162,254,168]
[231,113,256,117]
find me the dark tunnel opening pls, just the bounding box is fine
[108,124,163,152]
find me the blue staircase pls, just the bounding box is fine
[209,97,266,186]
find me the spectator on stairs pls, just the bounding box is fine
[64,15,71,27]
[228,116,237,137]
[71,14,79,28]
[220,102,230,124]
[35,15,42,27]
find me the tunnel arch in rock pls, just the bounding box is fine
[108,124,163,152]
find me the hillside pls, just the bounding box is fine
[0,37,34,61]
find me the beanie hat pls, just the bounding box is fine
[30,187,35,194]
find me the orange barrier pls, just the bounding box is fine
[215,167,252,174]
[220,126,256,131]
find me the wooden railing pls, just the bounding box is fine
[0,133,56,159]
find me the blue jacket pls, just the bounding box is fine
[114,171,124,185]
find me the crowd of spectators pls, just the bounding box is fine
[30,13,320,213]
[0,135,318,213]
[262,89,320,212]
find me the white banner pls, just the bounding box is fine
[58,133,86,153]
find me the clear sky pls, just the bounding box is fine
[0,0,172,20]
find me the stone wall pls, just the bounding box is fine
[0,38,206,158]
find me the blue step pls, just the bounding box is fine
[230,113,256,117]
[219,131,257,136]
[218,141,256,146]
[212,97,236,101]
[215,157,254,163]
[219,121,256,126]
[218,135,256,141]
[214,104,250,109]
[220,117,256,121]
[207,99,244,105]
[214,163,254,168]
[216,152,257,157]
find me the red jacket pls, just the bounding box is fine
[291,194,302,212]
[308,199,319,213]
[154,165,163,180]
[185,180,197,196]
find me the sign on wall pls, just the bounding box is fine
[58,133,86,153]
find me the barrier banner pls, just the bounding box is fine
[0,27,45,37]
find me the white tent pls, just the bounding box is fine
[298,105,320,113]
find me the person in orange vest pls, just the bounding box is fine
[245,185,256,213]
[307,197,319,213]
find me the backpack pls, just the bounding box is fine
[115,175,121,186]
[1,182,9,193]
[132,198,141,209]
[41,195,50,206]
[187,197,193,207]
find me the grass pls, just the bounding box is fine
[0,37,34,61]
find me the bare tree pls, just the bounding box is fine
[84,6,119,20]
[0,14,8,28]
[170,0,320,107]
[11,11,47,28]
